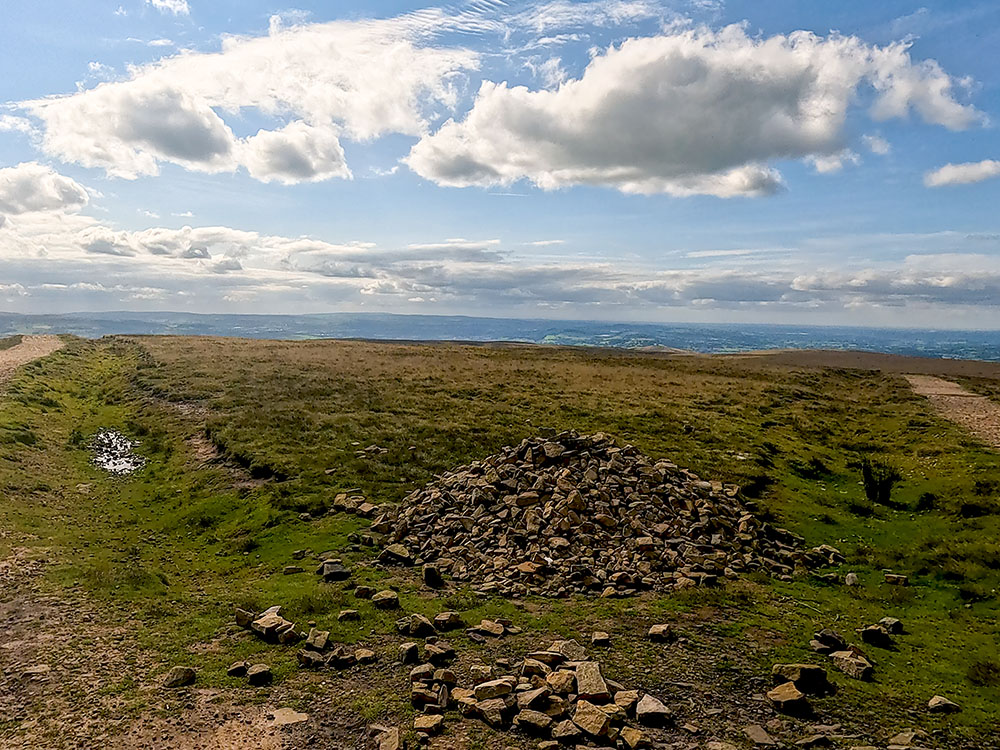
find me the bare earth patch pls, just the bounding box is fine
[0,335,64,385]
[904,374,1000,449]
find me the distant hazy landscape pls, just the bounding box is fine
[2,311,1000,361]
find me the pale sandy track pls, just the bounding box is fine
[904,374,1000,449]
[0,335,64,385]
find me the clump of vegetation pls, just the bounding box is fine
[860,455,903,506]
[968,658,1000,687]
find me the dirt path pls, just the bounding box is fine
[904,374,1000,449]
[0,335,64,385]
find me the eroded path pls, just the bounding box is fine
[0,335,64,385]
[904,374,1000,449]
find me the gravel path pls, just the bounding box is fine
[904,374,1000,449]
[0,335,64,385]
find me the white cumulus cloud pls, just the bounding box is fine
[924,159,1000,187]
[0,162,90,215]
[407,25,980,197]
[20,15,479,183]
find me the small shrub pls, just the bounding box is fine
[860,455,902,506]
[915,492,937,511]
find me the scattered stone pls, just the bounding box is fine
[423,564,444,588]
[372,590,400,609]
[591,631,611,647]
[425,613,459,633]
[397,613,436,637]
[234,608,254,628]
[381,544,414,566]
[743,724,778,746]
[770,664,831,695]
[767,682,810,714]
[317,560,351,582]
[475,678,514,701]
[354,585,376,599]
[305,628,330,651]
[247,664,273,686]
[377,727,403,750]
[356,648,377,664]
[399,642,420,664]
[860,625,893,648]
[547,670,576,694]
[879,617,903,634]
[282,565,304,575]
[888,729,929,746]
[268,708,309,727]
[707,743,739,750]
[338,609,360,621]
[647,624,674,642]
[163,666,196,688]
[884,573,908,586]
[927,695,960,713]
[226,661,248,677]
[796,735,833,748]
[474,619,506,637]
[830,651,873,681]
[812,629,847,652]
[414,714,444,734]
[635,694,671,726]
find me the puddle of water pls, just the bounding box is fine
[90,429,146,475]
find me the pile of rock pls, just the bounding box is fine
[810,618,903,682]
[406,637,670,747]
[374,431,818,597]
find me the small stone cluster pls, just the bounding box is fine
[373,431,821,597]
[404,636,670,748]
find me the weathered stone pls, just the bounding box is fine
[372,590,400,609]
[522,658,552,677]
[514,709,553,733]
[476,678,515,700]
[517,685,552,709]
[424,641,454,664]
[575,662,609,702]
[767,681,809,714]
[613,690,639,713]
[246,663,272,686]
[620,726,648,750]
[297,649,325,668]
[398,613,436,637]
[845,572,859,586]
[163,666,196,688]
[282,565,304,575]
[647,624,673,642]
[573,700,610,737]
[887,729,928,746]
[423,564,444,588]
[434,611,464,630]
[884,573,908,586]
[813,629,846,651]
[327,645,357,669]
[399,642,419,664]
[413,714,443,734]
[879,617,903,634]
[547,670,576,694]
[226,661,248,677]
[635,694,671,726]
[551,639,587,661]
[830,651,873,681]
[551,719,582,743]
[234,608,254,628]
[860,625,893,648]
[475,619,505,637]
[305,628,330,652]
[927,695,960,713]
[377,727,404,750]
[380,544,413,566]
[770,664,831,695]
[743,724,778,746]
[337,609,359,621]
[318,560,351,581]
[591,631,610,647]
[477,697,511,727]
[355,648,377,664]
[354,585,375,599]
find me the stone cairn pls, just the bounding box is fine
[372,431,827,597]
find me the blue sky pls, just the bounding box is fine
[1,0,999,327]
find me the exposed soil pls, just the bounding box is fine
[904,374,1000,449]
[0,335,64,385]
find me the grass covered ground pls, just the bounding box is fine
[1,336,999,747]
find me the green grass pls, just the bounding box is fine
[1,336,998,746]
[0,334,23,350]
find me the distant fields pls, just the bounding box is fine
[1,336,998,747]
